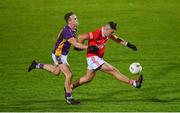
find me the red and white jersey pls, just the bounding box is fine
[87,27,109,58]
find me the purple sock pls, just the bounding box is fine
[36,63,44,69]
[66,92,73,99]
[39,64,44,69]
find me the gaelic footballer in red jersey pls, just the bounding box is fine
[72,21,143,91]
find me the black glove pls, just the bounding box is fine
[88,46,99,53]
[74,47,83,51]
[127,42,137,51]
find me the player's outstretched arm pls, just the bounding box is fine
[78,33,99,53]
[68,37,88,50]
[78,33,88,44]
[72,33,99,53]
[110,34,137,51]
[73,34,88,51]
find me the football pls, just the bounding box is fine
[129,62,142,74]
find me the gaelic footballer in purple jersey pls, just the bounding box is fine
[53,25,77,56]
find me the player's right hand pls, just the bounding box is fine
[88,46,99,53]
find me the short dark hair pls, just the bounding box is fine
[64,12,74,23]
[108,21,117,30]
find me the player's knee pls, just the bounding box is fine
[110,67,118,73]
[109,67,115,72]
[52,68,60,75]
[53,70,60,75]
[85,76,93,82]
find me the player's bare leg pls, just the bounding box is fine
[43,64,61,75]
[60,64,73,93]
[28,60,61,76]
[100,62,129,83]
[60,64,80,105]
[28,60,79,104]
[72,69,96,89]
[100,62,143,88]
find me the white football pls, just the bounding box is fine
[129,62,142,74]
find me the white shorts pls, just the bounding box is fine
[87,56,105,70]
[52,53,68,65]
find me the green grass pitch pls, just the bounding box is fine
[0,0,180,112]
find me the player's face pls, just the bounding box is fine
[69,14,79,27]
[104,25,115,37]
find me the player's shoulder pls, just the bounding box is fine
[88,27,102,39]
[92,27,102,36]
[62,25,71,32]
[63,25,77,34]
[93,27,101,33]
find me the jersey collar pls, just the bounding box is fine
[67,24,77,32]
[101,27,105,37]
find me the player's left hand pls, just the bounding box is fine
[127,42,137,51]
[88,46,99,53]
[74,47,83,51]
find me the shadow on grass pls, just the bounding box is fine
[0,99,81,112]
[80,88,180,103]
[1,87,179,111]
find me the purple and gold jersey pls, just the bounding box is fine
[53,25,77,56]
